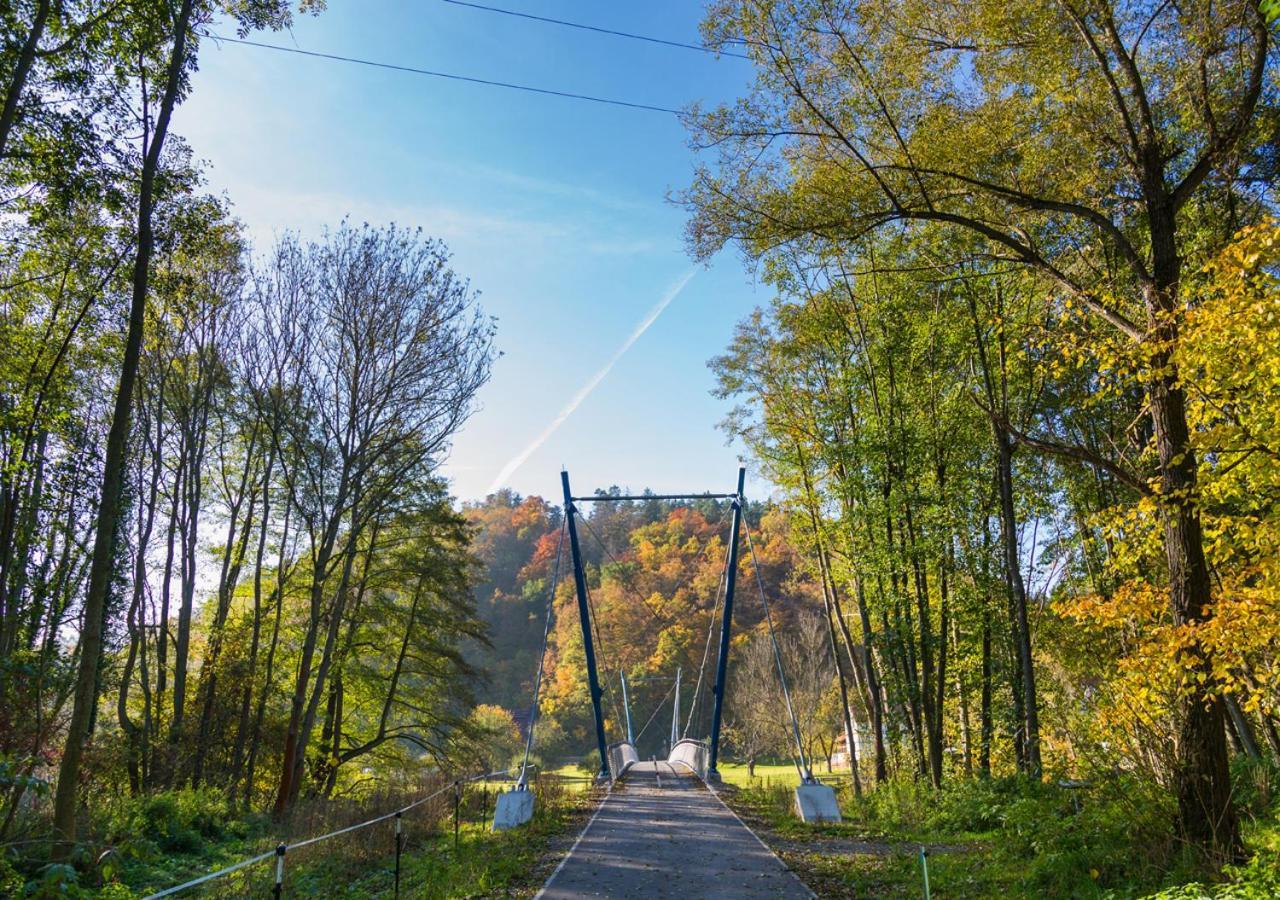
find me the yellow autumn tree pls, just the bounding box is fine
[1059,220,1280,759]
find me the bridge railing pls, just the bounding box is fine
[608,740,640,778]
[668,739,710,779]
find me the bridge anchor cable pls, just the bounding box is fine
[518,517,567,787]
[744,522,814,784]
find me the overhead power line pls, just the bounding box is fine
[202,33,683,115]
[439,0,751,60]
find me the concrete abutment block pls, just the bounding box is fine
[794,782,841,823]
[492,786,535,831]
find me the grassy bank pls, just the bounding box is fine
[0,773,601,898]
[718,760,1280,899]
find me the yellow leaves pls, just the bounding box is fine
[1180,219,1280,467]
[1062,220,1280,740]
[1056,580,1168,632]
[1057,570,1280,738]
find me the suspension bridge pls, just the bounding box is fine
[143,466,837,898]
[501,466,837,895]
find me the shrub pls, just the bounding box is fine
[29,863,80,898]
[0,856,25,897]
[1230,756,1278,821]
[96,884,139,900]
[100,788,237,855]
[840,771,1183,894]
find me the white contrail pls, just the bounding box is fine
[485,267,698,495]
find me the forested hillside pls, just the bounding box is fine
[462,490,825,766]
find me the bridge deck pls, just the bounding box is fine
[537,761,813,898]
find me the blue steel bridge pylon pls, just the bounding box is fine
[561,466,746,781]
[708,465,745,778]
[561,470,611,779]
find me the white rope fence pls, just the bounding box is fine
[144,766,530,898]
[144,849,278,898]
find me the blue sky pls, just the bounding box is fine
[174,1,770,505]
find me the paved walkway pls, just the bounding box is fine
[537,761,813,899]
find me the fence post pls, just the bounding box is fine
[272,843,287,899]
[394,812,403,899]
[481,787,489,831]
[453,782,461,852]
[919,846,931,900]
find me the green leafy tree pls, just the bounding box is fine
[53,0,323,848]
[686,0,1274,859]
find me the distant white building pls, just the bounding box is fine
[828,727,875,770]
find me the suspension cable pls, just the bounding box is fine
[633,677,679,744]
[573,510,674,628]
[578,543,627,734]
[684,529,732,738]
[743,521,812,783]
[518,518,567,785]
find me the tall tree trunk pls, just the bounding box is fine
[952,618,973,777]
[0,0,49,160]
[932,554,949,786]
[152,458,181,781]
[53,1,197,847]
[245,499,292,809]
[830,459,889,781]
[192,437,261,787]
[170,394,212,781]
[979,612,993,779]
[230,446,276,794]
[118,442,161,793]
[965,279,1040,777]
[1151,365,1238,855]
[1223,696,1261,762]
[995,430,1040,776]
[853,577,888,782]
[286,513,364,809]
[795,450,868,792]
[321,675,343,798]
[272,476,351,820]
[820,570,861,795]
[1145,194,1239,857]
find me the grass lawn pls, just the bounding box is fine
[719,780,1028,899]
[716,761,858,790]
[476,763,596,796]
[331,779,603,898]
[714,772,1280,899]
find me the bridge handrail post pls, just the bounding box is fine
[393,812,403,898]
[708,465,746,778]
[272,843,286,899]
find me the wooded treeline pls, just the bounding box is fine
[683,0,1279,866]
[462,490,827,767]
[0,0,500,856]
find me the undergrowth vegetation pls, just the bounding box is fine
[0,774,594,897]
[728,758,1280,899]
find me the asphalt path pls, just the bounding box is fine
[536,761,813,899]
